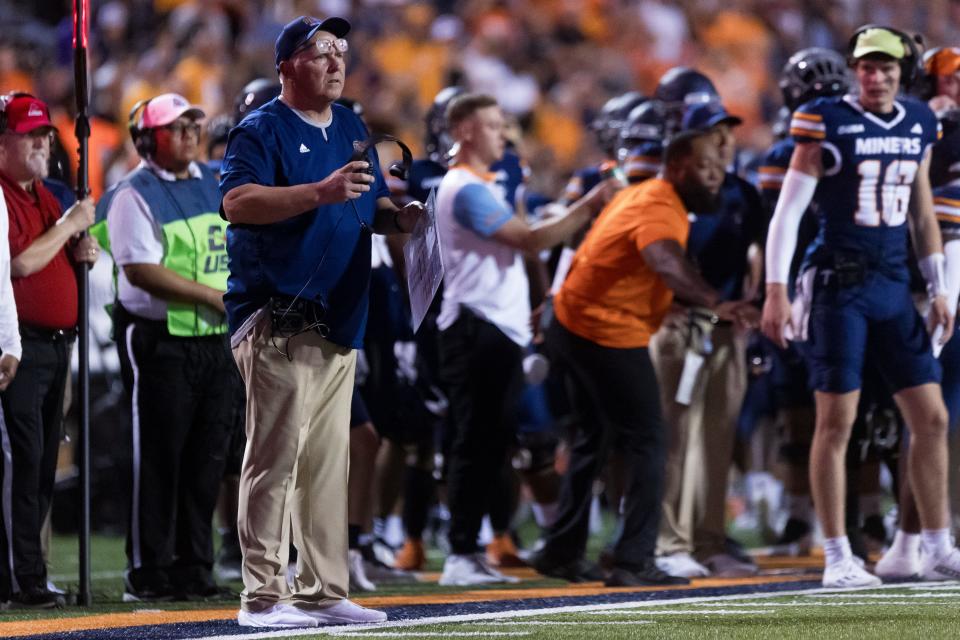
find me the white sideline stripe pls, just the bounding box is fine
[909,585,960,591]
[188,581,939,640]
[473,622,653,626]
[806,593,960,599]
[695,601,956,607]
[332,634,529,638]
[584,609,773,615]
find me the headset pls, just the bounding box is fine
[0,92,43,134]
[349,132,413,182]
[128,97,157,158]
[847,24,924,91]
[271,132,416,358]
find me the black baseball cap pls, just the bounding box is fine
[681,101,742,132]
[275,16,351,69]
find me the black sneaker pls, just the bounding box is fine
[532,552,605,583]
[123,570,177,603]
[776,518,811,545]
[13,585,65,609]
[605,561,690,587]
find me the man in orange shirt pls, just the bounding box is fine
[532,130,757,587]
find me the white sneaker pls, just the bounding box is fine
[920,547,960,581]
[875,546,921,580]
[703,553,758,577]
[349,549,377,592]
[655,552,711,578]
[300,599,387,624]
[822,557,882,588]
[438,553,520,586]
[237,604,318,628]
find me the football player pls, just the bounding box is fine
[756,47,851,555]
[762,26,960,587]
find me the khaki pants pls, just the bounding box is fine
[651,314,747,559]
[233,314,356,613]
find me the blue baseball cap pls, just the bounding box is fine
[275,16,351,69]
[681,101,743,132]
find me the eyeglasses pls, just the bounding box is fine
[301,38,349,57]
[162,122,202,137]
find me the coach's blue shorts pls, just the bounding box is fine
[805,270,940,394]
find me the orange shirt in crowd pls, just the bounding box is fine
[53,112,122,202]
[554,177,690,349]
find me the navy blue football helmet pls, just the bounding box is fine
[616,99,667,161]
[779,47,851,112]
[425,86,465,164]
[590,91,647,157]
[653,67,719,135]
[234,78,281,121]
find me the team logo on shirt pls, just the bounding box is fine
[911,123,923,134]
[299,143,310,153]
[838,124,865,134]
[854,137,921,155]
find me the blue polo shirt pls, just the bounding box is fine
[219,98,390,348]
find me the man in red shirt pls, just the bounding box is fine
[0,93,98,608]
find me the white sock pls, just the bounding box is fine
[532,501,558,528]
[921,528,952,559]
[786,494,813,523]
[889,529,921,556]
[823,536,852,566]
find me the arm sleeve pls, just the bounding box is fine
[106,186,164,267]
[631,203,686,251]
[219,124,276,196]
[765,169,819,284]
[452,183,512,237]
[0,194,21,361]
[788,103,826,144]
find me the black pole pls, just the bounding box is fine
[72,0,92,607]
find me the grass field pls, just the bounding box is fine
[3,534,960,639]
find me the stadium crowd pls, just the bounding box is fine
[3,0,960,629]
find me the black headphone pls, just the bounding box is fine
[847,24,924,91]
[128,97,157,158]
[0,92,43,134]
[349,133,413,182]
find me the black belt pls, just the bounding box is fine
[20,325,77,342]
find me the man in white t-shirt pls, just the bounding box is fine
[435,93,612,585]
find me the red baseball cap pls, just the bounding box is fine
[2,94,54,134]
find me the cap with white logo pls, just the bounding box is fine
[2,94,55,134]
[140,93,205,129]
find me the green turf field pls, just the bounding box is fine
[272,584,960,640]
[12,533,960,639]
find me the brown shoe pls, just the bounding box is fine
[486,533,528,568]
[393,539,426,571]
